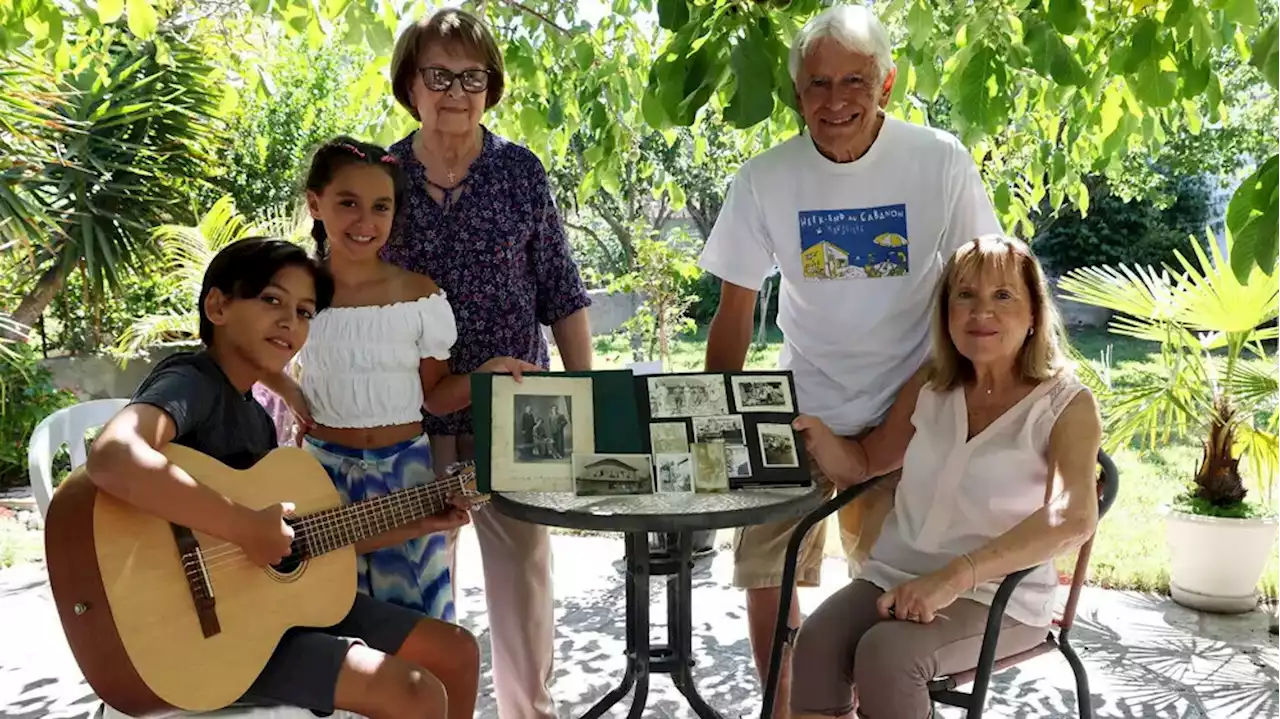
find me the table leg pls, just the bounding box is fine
[581,532,650,719]
[666,531,724,719]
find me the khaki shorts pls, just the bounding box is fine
[732,447,901,589]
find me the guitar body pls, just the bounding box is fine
[45,445,358,716]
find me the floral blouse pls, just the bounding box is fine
[382,127,592,436]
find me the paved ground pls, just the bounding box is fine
[1,528,1276,718]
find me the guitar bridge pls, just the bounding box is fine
[171,524,221,638]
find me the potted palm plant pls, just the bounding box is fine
[1059,231,1278,613]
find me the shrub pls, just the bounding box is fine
[0,343,78,488]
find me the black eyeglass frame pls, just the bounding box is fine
[418,66,494,94]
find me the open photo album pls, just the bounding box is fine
[471,369,811,495]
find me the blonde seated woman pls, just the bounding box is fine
[788,235,1103,718]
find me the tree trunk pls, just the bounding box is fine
[1195,404,1247,506]
[755,275,774,346]
[7,265,64,340]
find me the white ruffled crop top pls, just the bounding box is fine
[296,293,458,429]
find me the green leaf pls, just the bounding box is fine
[1165,0,1191,28]
[914,54,940,99]
[954,45,1006,132]
[574,40,595,72]
[723,28,774,128]
[1136,60,1178,106]
[1224,0,1260,29]
[1232,204,1279,280]
[1250,20,1278,89]
[1099,83,1124,136]
[1125,18,1159,74]
[994,182,1011,215]
[519,104,544,138]
[1178,47,1212,96]
[1024,17,1055,75]
[907,1,933,47]
[599,163,621,195]
[1050,35,1089,85]
[98,0,125,24]
[1049,0,1085,35]
[125,0,157,38]
[656,0,688,31]
[547,93,564,128]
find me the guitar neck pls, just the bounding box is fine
[299,475,464,557]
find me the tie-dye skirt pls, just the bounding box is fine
[302,434,455,622]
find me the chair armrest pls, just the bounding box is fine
[962,565,1038,710]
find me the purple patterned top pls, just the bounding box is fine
[382,128,591,436]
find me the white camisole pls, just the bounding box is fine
[859,372,1087,628]
[296,293,458,429]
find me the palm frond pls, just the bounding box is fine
[110,311,199,364]
[1057,261,1185,323]
[1225,359,1280,412]
[1171,230,1280,334]
[1235,420,1279,509]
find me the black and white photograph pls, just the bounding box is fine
[572,454,654,497]
[731,374,795,413]
[648,374,730,418]
[758,423,800,468]
[490,375,595,492]
[691,415,746,445]
[691,441,730,493]
[654,453,693,493]
[725,444,752,478]
[514,395,572,462]
[649,421,690,454]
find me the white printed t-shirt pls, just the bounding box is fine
[698,117,1001,435]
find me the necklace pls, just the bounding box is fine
[415,131,477,189]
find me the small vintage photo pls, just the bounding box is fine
[572,454,654,497]
[654,453,694,494]
[758,423,800,468]
[725,444,752,478]
[731,375,795,413]
[649,422,690,455]
[691,441,730,493]
[514,395,572,463]
[648,374,730,418]
[691,415,746,445]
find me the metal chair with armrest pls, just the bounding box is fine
[759,450,1120,719]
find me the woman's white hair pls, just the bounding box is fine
[789,4,896,84]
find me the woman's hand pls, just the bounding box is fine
[476,356,542,381]
[274,378,315,436]
[876,566,969,623]
[792,414,866,488]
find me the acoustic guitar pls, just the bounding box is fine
[43,444,485,717]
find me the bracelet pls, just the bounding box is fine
[960,552,978,591]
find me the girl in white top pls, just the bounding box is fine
[787,235,1104,719]
[266,137,534,632]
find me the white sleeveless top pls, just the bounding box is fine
[296,293,458,429]
[860,372,1087,628]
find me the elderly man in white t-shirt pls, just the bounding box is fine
[699,5,1001,714]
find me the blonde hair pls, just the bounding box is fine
[390,8,505,119]
[927,234,1068,390]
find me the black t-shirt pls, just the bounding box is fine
[129,350,276,470]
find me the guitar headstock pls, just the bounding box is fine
[443,460,490,508]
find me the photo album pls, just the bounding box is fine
[471,369,810,496]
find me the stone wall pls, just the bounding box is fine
[44,288,640,400]
[1046,273,1112,329]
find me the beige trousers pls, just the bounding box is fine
[431,433,557,719]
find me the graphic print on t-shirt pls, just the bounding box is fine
[798,204,909,280]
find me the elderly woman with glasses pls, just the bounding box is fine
[380,8,593,719]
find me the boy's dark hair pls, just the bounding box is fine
[198,236,335,345]
[305,136,405,260]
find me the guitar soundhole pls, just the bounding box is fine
[266,517,309,582]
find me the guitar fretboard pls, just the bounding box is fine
[298,473,469,557]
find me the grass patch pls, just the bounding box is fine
[0,517,42,569]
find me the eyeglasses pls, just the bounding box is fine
[419,66,492,93]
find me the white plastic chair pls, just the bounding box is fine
[27,398,128,519]
[29,401,353,719]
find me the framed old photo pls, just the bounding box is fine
[573,454,654,497]
[757,423,801,468]
[731,374,795,413]
[490,375,595,492]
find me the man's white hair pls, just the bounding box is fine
[789,4,895,84]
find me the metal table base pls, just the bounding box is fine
[582,531,723,719]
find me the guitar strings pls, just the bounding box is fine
[189,476,465,568]
[187,480,465,577]
[184,475,478,576]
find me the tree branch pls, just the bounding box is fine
[564,219,626,275]
[493,0,570,34]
